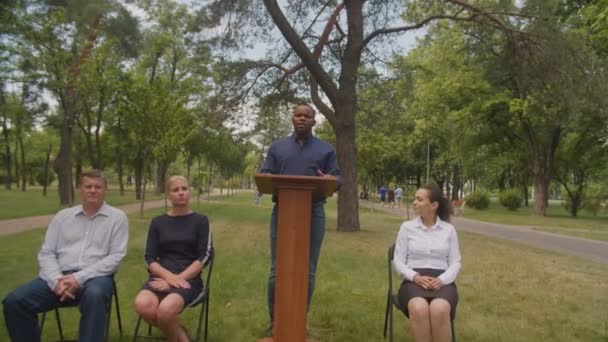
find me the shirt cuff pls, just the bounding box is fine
[73,271,88,286]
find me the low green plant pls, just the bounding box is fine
[465,190,490,210]
[499,189,523,211]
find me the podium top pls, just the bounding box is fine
[254,173,338,197]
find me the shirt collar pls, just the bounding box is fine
[75,202,110,218]
[414,215,446,231]
[291,131,313,144]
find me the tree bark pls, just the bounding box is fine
[18,134,26,192]
[42,144,52,196]
[135,150,143,200]
[53,121,74,204]
[54,13,102,205]
[452,165,461,201]
[116,149,124,196]
[0,88,11,190]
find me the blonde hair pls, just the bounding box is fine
[165,175,189,192]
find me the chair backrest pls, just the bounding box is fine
[203,248,214,290]
[387,244,395,294]
[188,248,214,308]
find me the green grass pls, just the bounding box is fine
[463,199,608,241]
[0,187,165,220]
[0,193,607,341]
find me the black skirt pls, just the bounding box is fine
[397,268,458,319]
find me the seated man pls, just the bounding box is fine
[3,169,129,342]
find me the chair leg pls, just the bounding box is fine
[388,301,394,342]
[451,319,456,342]
[113,280,123,336]
[383,291,391,338]
[105,295,113,342]
[55,308,65,342]
[132,316,142,342]
[194,301,204,342]
[40,312,46,332]
[204,292,210,342]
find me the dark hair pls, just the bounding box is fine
[294,103,316,117]
[420,184,451,222]
[79,169,107,187]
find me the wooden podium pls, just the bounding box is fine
[255,173,338,342]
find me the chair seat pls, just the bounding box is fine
[39,275,123,342]
[383,244,455,342]
[133,251,214,342]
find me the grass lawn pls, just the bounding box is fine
[0,187,165,220]
[463,199,608,242]
[0,193,606,341]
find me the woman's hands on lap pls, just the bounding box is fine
[413,274,444,290]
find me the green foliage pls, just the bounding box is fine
[499,189,523,211]
[465,190,490,210]
[1,194,607,341]
[582,185,608,216]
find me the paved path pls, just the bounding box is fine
[361,200,608,265]
[0,199,169,236]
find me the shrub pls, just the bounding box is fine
[499,189,522,211]
[465,190,490,210]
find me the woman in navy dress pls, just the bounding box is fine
[133,175,212,342]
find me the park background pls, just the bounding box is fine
[1,0,607,341]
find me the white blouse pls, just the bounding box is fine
[392,216,461,285]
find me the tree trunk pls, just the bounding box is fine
[1,91,12,190]
[207,163,213,201]
[139,170,147,218]
[452,165,461,201]
[42,144,52,196]
[13,139,19,189]
[135,150,143,200]
[53,122,74,204]
[116,149,124,196]
[334,103,360,232]
[155,161,167,195]
[18,135,26,192]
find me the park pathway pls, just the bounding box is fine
[360,200,608,265]
[0,199,168,236]
[0,189,227,237]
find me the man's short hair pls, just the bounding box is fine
[294,103,316,117]
[79,169,108,187]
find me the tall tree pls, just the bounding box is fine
[201,0,530,231]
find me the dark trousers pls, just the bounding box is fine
[267,201,326,321]
[3,275,113,342]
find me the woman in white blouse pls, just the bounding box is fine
[393,184,461,342]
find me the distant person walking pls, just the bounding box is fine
[395,186,404,208]
[380,185,388,207]
[388,187,396,208]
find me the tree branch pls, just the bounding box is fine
[263,0,339,103]
[310,77,336,127]
[362,13,471,48]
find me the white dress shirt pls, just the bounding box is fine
[38,202,129,290]
[393,216,461,285]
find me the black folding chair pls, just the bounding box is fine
[39,275,123,342]
[383,244,455,341]
[133,250,214,342]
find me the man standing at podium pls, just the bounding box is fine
[260,103,341,335]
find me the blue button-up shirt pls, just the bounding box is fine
[260,132,341,202]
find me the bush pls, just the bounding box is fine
[34,168,55,186]
[499,189,522,211]
[465,190,490,210]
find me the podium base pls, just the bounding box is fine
[257,338,319,342]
